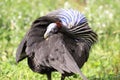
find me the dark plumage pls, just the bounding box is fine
[16,9,97,80]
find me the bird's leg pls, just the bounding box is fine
[46,72,52,80]
[61,74,65,80]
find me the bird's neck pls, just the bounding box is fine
[55,21,75,38]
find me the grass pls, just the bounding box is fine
[0,0,120,80]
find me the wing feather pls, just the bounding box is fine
[16,37,27,63]
[16,16,59,63]
[46,33,88,80]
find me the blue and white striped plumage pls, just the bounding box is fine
[47,9,87,28]
[47,9,97,47]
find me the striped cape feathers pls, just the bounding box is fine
[47,9,97,46]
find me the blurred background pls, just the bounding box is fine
[0,0,120,80]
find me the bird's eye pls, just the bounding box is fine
[53,28,58,33]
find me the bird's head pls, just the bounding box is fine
[44,22,62,39]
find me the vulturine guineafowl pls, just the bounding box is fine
[16,9,97,80]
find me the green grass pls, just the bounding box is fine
[0,0,120,80]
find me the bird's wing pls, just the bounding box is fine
[16,36,27,63]
[42,33,87,80]
[35,34,86,79]
[16,16,59,63]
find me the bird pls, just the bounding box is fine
[16,9,97,80]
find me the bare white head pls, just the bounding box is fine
[44,23,58,39]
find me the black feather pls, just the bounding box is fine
[16,37,27,63]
